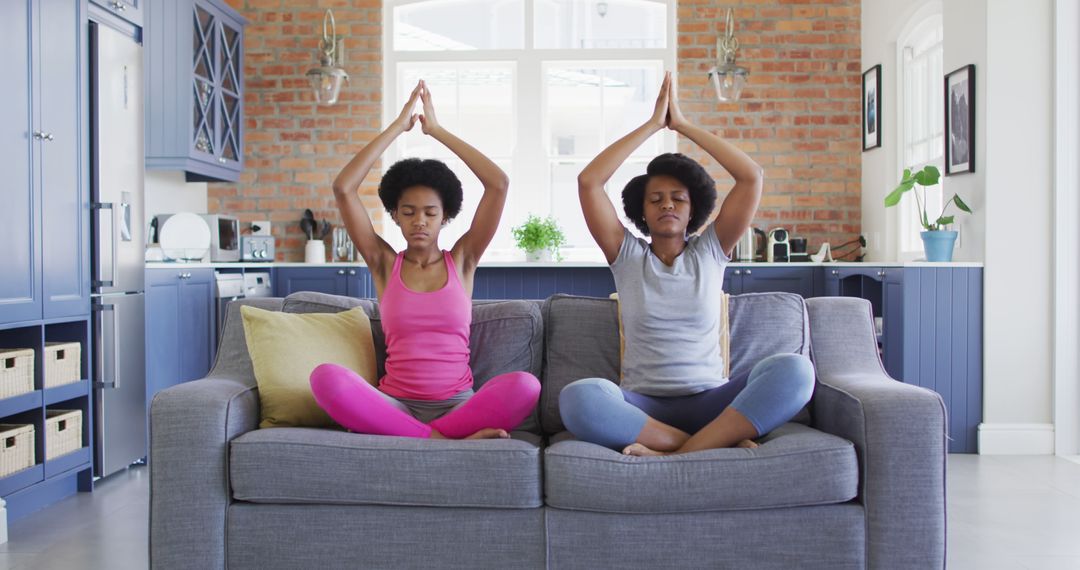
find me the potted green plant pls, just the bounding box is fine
[512,214,566,262]
[884,165,973,262]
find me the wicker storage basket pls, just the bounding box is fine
[0,348,34,399]
[45,409,82,460]
[44,342,81,388]
[0,423,35,477]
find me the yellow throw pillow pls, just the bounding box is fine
[240,305,378,429]
[611,292,731,380]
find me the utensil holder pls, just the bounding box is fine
[304,240,326,264]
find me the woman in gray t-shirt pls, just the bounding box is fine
[559,72,815,456]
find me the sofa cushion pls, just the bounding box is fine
[540,293,811,434]
[282,292,545,434]
[230,427,543,509]
[240,305,378,429]
[543,423,856,513]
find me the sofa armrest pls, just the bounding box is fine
[805,297,946,570]
[149,376,259,570]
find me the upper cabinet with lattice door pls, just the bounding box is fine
[145,0,246,183]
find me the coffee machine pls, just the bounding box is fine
[767,228,790,262]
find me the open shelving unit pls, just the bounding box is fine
[0,317,94,521]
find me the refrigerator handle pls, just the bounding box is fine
[93,303,118,389]
[92,202,117,288]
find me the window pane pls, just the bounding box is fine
[398,64,515,159]
[549,159,647,250]
[545,64,663,158]
[535,0,667,49]
[394,0,524,51]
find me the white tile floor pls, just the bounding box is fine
[1,456,1079,569]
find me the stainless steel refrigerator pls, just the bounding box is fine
[90,22,146,478]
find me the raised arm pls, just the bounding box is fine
[332,82,422,278]
[667,76,763,256]
[412,82,511,272]
[579,72,671,264]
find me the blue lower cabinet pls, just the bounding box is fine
[471,267,615,300]
[895,267,984,454]
[737,267,816,297]
[274,267,369,298]
[146,268,214,405]
[821,266,983,453]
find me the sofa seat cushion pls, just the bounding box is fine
[543,423,857,514]
[230,427,542,509]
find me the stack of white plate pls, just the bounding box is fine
[159,213,211,261]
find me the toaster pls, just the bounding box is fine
[241,235,275,262]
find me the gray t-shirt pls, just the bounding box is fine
[610,226,730,396]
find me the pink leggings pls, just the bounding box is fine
[309,363,541,439]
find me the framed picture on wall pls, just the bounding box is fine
[945,64,976,174]
[862,64,882,151]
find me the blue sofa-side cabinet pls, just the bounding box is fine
[146,268,215,406]
[145,0,246,182]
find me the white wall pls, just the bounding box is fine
[860,0,987,262]
[980,0,1055,452]
[942,0,987,263]
[144,171,208,228]
[863,0,1057,453]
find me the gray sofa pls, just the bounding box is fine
[149,291,946,569]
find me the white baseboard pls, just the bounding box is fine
[978,423,1056,454]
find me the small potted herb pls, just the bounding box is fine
[512,214,566,262]
[884,165,973,261]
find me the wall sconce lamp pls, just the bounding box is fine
[707,8,749,102]
[305,9,349,106]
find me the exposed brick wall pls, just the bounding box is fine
[212,0,384,261]
[214,0,861,260]
[678,0,862,253]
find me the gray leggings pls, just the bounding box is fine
[558,353,815,450]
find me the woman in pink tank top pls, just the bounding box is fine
[309,80,540,440]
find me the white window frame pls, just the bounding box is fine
[895,9,944,259]
[383,0,677,261]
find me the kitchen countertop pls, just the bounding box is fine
[145,260,985,269]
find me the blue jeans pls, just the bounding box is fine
[558,353,815,450]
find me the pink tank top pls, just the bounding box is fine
[378,250,473,400]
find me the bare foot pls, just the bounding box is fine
[429,428,508,440]
[464,428,509,440]
[737,439,759,449]
[622,443,669,457]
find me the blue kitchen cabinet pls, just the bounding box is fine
[90,0,143,27]
[729,266,816,297]
[0,0,40,325]
[882,268,905,380]
[822,265,983,453]
[897,268,984,454]
[146,268,214,405]
[40,0,91,320]
[2,0,88,324]
[0,0,94,518]
[274,267,372,298]
[471,267,615,300]
[145,0,246,182]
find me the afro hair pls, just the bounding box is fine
[378,158,463,220]
[621,153,717,236]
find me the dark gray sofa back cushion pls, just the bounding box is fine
[540,292,810,434]
[282,292,545,434]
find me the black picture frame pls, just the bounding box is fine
[945,64,976,175]
[862,64,882,151]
